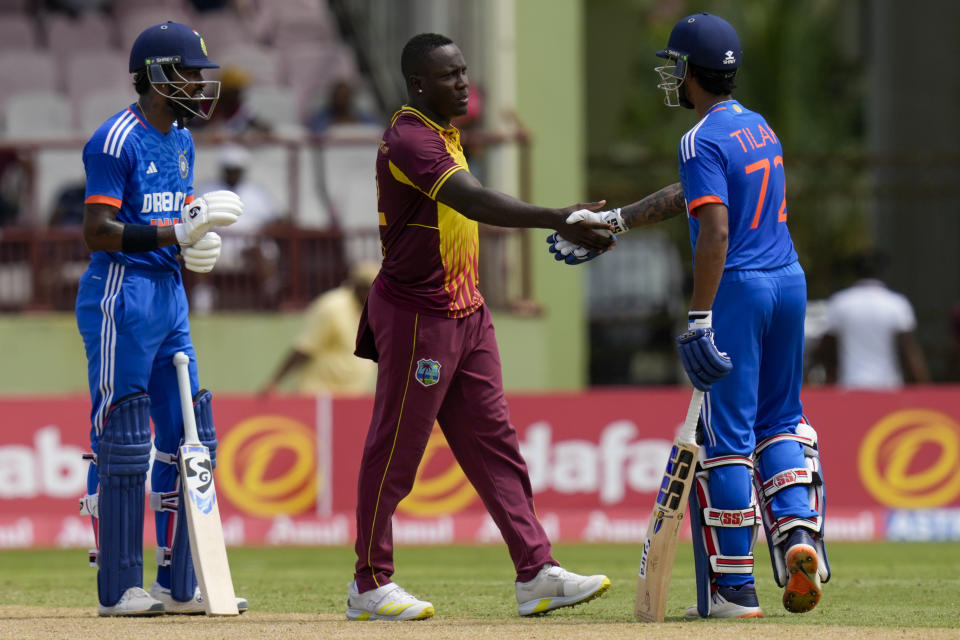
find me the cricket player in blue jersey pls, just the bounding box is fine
[549,12,831,619]
[75,21,247,616]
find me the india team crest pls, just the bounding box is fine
[178,150,189,178]
[415,358,441,387]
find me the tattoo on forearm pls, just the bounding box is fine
[621,182,685,229]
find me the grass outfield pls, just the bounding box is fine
[1,542,958,639]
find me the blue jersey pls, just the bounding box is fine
[678,100,797,271]
[83,104,195,271]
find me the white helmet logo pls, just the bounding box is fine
[723,50,736,65]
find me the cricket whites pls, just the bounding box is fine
[173,351,239,616]
[635,389,704,622]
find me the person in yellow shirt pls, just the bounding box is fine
[260,262,379,395]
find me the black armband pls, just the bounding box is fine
[121,224,160,253]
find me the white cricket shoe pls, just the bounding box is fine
[149,581,249,615]
[97,586,164,617]
[515,564,611,616]
[346,581,434,621]
[684,584,764,619]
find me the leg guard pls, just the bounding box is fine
[753,421,831,587]
[94,393,152,607]
[690,455,760,618]
[151,389,218,602]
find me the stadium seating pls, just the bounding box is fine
[245,86,305,134]
[44,12,115,55]
[62,50,132,105]
[2,91,72,140]
[0,13,38,51]
[0,51,58,106]
[0,0,389,310]
[78,89,138,133]
[117,6,193,52]
[217,44,280,87]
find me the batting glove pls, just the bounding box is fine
[174,190,244,247]
[182,231,221,273]
[546,232,612,265]
[566,207,628,233]
[676,311,732,391]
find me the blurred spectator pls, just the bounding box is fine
[195,143,284,309]
[815,251,930,388]
[188,0,232,12]
[48,181,86,227]
[45,0,110,18]
[308,78,380,134]
[947,302,960,382]
[0,151,26,226]
[191,66,271,136]
[260,261,379,395]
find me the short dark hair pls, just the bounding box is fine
[133,69,150,95]
[401,33,454,82]
[688,62,737,96]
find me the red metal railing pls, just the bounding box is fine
[0,130,534,312]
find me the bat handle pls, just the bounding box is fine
[678,389,704,445]
[173,351,200,444]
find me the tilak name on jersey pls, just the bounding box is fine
[728,122,778,154]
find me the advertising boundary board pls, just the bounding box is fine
[2,387,959,547]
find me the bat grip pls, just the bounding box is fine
[677,389,704,445]
[173,351,200,444]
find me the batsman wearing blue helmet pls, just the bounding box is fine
[549,13,831,618]
[75,21,247,616]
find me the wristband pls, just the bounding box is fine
[688,310,712,329]
[121,224,160,253]
[604,208,628,234]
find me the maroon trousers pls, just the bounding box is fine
[354,288,555,591]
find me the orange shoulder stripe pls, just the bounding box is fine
[85,195,122,208]
[687,195,723,216]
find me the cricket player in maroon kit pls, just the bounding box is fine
[346,33,613,621]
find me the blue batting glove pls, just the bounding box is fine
[675,312,732,391]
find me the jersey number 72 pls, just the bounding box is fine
[745,155,787,229]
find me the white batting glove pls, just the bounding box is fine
[182,231,222,273]
[565,207,628,235]
[565,209,611,234]
[174,190,243,247]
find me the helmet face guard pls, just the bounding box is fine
[146,59,221,120]
[655,50,688,108]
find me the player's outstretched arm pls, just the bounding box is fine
[436,170,614,253]
[609,182,687,231]
[542,183,686,265]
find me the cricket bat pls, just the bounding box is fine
[173,351,239,616]
[635,389,704,622]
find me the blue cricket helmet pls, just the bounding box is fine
[129,21,219,73]
[656,12,741,71]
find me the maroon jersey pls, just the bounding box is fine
[373,106,483,318]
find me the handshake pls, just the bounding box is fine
[546,208,627,265]
[174,190,244,274]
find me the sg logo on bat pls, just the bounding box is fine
[184,445,217,515]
